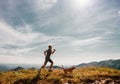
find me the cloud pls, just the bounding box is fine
[0,21,40,46]
[0,54,41,64]
[118,10,120,16]
[0,21,67,47]
[0,20,73,57]
[0,0,120,64]
[55,6,118,38]
[55,36,102,48]
[33,0,57,11]
[72,37,102,46]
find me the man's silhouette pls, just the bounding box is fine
[40,45,56,72]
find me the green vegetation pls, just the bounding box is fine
[0,67,120,84]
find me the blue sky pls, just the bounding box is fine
[0,0,120,65]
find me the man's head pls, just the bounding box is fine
[48,45,52,49]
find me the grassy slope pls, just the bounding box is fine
[0,67,120,84]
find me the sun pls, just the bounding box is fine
[71,0,91,9]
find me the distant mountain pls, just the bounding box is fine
[53,65,62,69]
[77,59,120,69]
[0,65,9,71]
[28,67,36,70]
[11,67,24,71]
[0,64,40,71]
[0,59,120,71]
[46,65,61,69]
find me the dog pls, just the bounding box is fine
[62,65,75,74]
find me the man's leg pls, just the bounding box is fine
[40,60,47,69]
[37,60,47,78]
[49,59,54,71]
[38,60,48,74]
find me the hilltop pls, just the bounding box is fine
[0,67,120,84]
[77,59,120,69]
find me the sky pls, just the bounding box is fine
[0,0,120,65]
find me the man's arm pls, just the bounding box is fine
[51,49,56,54]
[44,50,47,56]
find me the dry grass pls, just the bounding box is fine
[0,67,120,84]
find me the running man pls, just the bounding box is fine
[40,45,56,72]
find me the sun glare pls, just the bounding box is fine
[71,0,91,9]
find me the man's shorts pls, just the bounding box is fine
[45,56,53,63]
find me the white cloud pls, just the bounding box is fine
[0,55,41,64]
[118,10,120,16]
[72,37,102,46]
[0,21,53,46]
[33,0,57,11]
[0,0,120,64]
[0,55,25,64]
[55,37,102,48]
[16,24,32,33]
[59,8,118,37]
[0,21,74,59]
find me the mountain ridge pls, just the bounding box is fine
[76,59,120,69]
[0,59,120,71]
